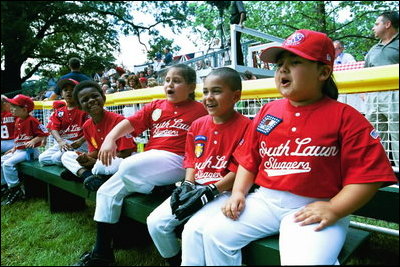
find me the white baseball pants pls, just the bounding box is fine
[1,148,39,188]
[60,150,125,176]
[38,140,88,166]
[1,139,14,154]
[181,187,349,266]
[94,149,185,223]
[147,185,230,260]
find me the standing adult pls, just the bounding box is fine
[163,47,173,66]
[48,57,91,100]
[364,11,399,168]
[230,1,247,66]
[333,40,356,65]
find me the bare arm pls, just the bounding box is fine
[98,119,134,166]
[222,165,255,220]
[294,182,383,231]
[25,136,46,148]
[51,130,73,151]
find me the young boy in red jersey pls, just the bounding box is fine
[60,80,136,191]
[39,78,89,166]
[1,94,49,205]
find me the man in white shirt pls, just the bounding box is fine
[333,40,356,65]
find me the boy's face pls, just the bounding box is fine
[61,85,76,105]
[202,74,240,124]
[10,104,28,117]
[77,87,105,116]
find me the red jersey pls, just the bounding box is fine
[1,111,17,140]
[184,112,251,185]
[234,97,397,198]
[46,106,89,141]
[127,99,207,156]
[83,110,136,153]
[14,115,49,149]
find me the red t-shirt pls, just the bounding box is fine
[234,97,397,198]
[1,111,17,140]
[83,110,136,153]
[127,99,207,156]
[46,106,89,141]
[184,112,251,185]
[14,116,49,149]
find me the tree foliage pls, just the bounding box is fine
[186,1,399,61]
[1,1,189,95]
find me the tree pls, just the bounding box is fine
[1,1,189,96]
[186,1,399,62]
[146,36,181,61]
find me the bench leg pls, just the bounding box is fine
[113,216,152,249]
[47,184,86,213]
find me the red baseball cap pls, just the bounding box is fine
[52,100,66,109]
[57,78,79,89]
[260,29,334,67]
[5,94,34,112]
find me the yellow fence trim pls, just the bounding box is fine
[34,64,399,109]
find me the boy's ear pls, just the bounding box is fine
[318,65,332,82]
[233,90,242,103]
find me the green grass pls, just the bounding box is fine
[1,197,166,266]
[1,196,399,266]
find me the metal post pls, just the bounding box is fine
[231,24,237,69]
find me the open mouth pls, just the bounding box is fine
[281,78,291,86]
[167,89,174,95]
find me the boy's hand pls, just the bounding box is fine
[25,140,36,148]
[57,139,73,151]
[98,140,118,166]
[222,192,246,220]
[294,201,340,231]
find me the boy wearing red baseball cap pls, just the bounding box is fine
[1,94,49,205]
[38,78,89,167]
[190,29,397,265]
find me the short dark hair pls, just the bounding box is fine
[72,80,105,109]
[206,67,242,92]
[380,11,399,30]
[69,57,81,69]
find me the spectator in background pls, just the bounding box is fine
[48,57,91,100]
[364,11,399,168]
[243,70,257,80]
[139,77,148,88]
[333,40,356,65]
[230,1,247,65]
[153,52,164,72]
[127,75,141,90]
[116,78,128,92]
[163,47,173,66]
[147,77,158,88]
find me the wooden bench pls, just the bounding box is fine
[18,160,398,265]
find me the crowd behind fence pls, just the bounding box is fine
[32,64,399,171]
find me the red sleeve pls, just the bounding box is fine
[183,124,196,168]
[126,101,154,136]
[46,110,61,131]
[233,111,264,174]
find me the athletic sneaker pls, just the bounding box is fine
[83,175,110,192]
[60,169,82,182]
[73,251,115,266]
[1,184,25,206]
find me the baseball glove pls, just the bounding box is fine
[170,180,196,213]
[173,184,219,221]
